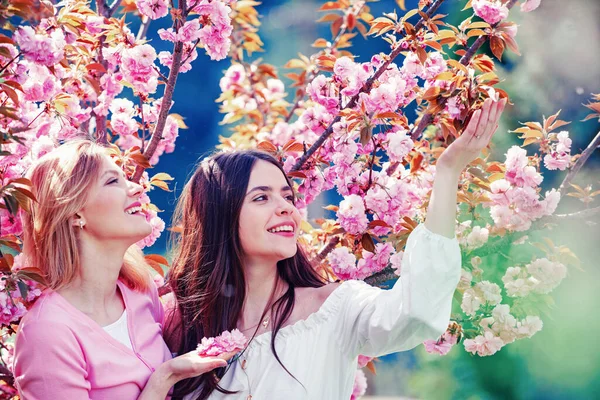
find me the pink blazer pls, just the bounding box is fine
[13,280,172,399]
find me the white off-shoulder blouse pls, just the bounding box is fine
[185,224,461,400]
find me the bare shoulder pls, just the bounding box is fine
[295,282,342,312]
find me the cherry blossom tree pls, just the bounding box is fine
[1,0,599,397]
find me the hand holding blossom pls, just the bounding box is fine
[437,98,507,174]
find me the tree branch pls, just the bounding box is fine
[137,15,152,41]
[558,129,600,194]
[409,0,520,141]
[311,236,340,265]
[290,0,447,172]
[132,1,188,182]
[365,266,397,286]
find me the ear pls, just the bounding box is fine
[72,213,86,229]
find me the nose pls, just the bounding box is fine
[275,196,295,216]
[128,180,144,198]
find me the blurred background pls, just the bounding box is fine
[137,0,600,398]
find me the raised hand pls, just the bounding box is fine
[437,98,507,173]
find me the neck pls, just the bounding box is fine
[59,238,129,317]
[240,258,287,330]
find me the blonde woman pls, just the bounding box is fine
[13,140,229,399]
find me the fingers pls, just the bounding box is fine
[485,98,507,139]
[217,351,239,362]
[465,109,482,139]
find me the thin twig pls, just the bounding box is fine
[137,15,152,41]
[132,0,188,182]
[558,130,600,194]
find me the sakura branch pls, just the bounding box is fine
[409,0,520,140]
[132,1,188,183]
[289,0,446,173]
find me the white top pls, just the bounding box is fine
[186,224,461,400]
[102,310,133,350]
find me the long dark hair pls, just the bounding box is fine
[166,150,325,399]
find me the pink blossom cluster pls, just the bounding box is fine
[472,0,510,25]
[502,258,567,297]
[135,193,166,249]
[489,146,560,231]
[120,44,160,95]
[350,369,367,400]
[196,329,248,357]
[543,131,572,171]
[1,264,42,327]
[337,195,369,235]
[456,221,490,250]
[135,0,169,20]
[0,342,17,396]
[460,280,502,316]
[158,1,234,61]
[424,329,460,356]
[13,25,66,66]
[327,242,395,281]
[462,304,543,356]
[478,304,543,345]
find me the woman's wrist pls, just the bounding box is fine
[140,361,177,399]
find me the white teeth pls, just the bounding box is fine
[126,206,142,215]
[267,225,294,233]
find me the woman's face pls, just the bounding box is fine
[78,156,152,246]
[238,160,301,265]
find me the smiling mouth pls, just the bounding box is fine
[267,225,295,234]
[125,206,144,215]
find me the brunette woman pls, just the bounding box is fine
[166,98,506,399]
[13,140,230,399]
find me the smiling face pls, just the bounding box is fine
[77,156,152,246]
[238,160,301,266]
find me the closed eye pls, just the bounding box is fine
[107,178,118,185]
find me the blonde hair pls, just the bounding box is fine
[22,139,151,291]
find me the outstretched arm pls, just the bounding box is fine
[425,98,507,238]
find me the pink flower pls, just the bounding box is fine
[0,209,23,236]
[463,331,504,356]
[543,152,570,170]
[357,355,373,368]
[387,128,414,162]
[390,251,403,276]
[135,0,169,20]
[350,369,367,400]
[337,194,369,235]
[526,258,567,294]
[121,45,159,94]
[521,0,542,13]
[197,329,248,357]
[193,1,234,61]
[327,247,358,281]
[472,0,510,25]
[14,25,66,66]
[424,330,458,356]
[357,242,395,277]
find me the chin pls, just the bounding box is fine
[275,246,298,261]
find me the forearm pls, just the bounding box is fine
[137,363,177,400]
[424,165,461,239]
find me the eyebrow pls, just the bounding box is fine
[246,185,293,196]
[101,170,123,179]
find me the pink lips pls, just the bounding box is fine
[125,201,142,212]
[267,222,296,238]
